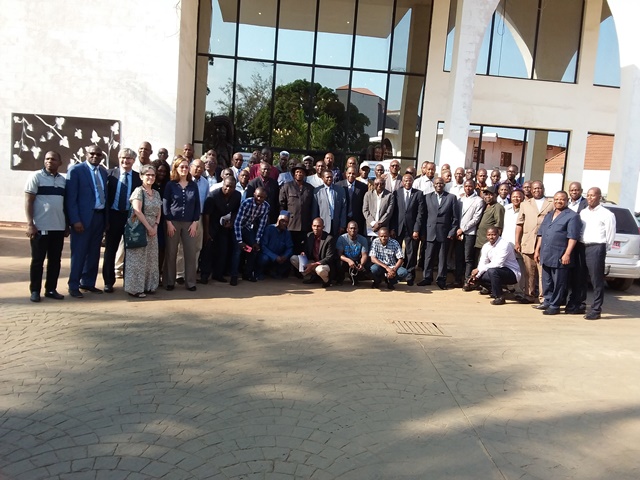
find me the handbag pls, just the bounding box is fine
[124,189,148,249]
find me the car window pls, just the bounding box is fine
[605,206,639,235]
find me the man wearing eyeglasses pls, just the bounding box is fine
[102,148,142,293]
[384,160,402,192]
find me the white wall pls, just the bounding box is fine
[0,0,198,222]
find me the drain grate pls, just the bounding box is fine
[393,321,448,336]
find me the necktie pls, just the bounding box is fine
[123,172,131,210]
[326,187,334,218]
[405,190,410,208]
[93,166,105,207]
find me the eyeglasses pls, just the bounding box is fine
[178,165,189,170]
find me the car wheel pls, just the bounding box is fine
[606,278,634,291]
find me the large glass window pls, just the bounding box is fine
[594,1,620,87]
[196,0,431,165]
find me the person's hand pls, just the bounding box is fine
[346,259,356,268]
[534,252,540,263]
[303,264,315,276]
[64,226,70,238]
[561,253,571,265]
[412,231,419,240]
[387,267,397,279]
[252,243,261,252]
[515,242,521,253]
[188,222,198,237]
[457,228,463,237]
[276,255,286,264]
[372,222,380,232]
[166,222,176,238]
[73,222,84,233]
[470,268,479,278]
[147,224,157,237]
[26,224,37,239]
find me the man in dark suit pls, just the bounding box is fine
[565,182,589,313]
[534,191,582,315]
[312,170,347,237]
[246,162,280,223]
[337,166,367,235]
[418,177,459,289]
[390,174,425,286]
[102,148,142,293]
[290,217,336,288]
[65,145,109,298]
[279,163,314,251]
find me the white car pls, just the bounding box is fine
[603,204,640,291]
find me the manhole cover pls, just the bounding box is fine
[393,321,448,336]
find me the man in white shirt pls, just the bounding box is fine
[578,187,616,320]
[414,161,435,195]
[306,159,326,188]
[445,167,465,198]
[502,189,525,294]
[468,227,521,305]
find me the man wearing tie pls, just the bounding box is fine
[102,148,142,293]
[418,177,459,289]
[312,169,347,238]
[390,174,425,286]
[337,166,367,235]
[65,145,110,298]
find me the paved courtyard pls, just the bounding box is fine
[1,225,639,479]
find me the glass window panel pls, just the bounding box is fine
[314,68,351,151]
[235,60,274,145]
[594,4,620,87]
[198,57,235,144]
[316,0,355,67]
[540,129,569,192]
[392,4,431,74]
[444,0,457,71]
[271,65,313,151]
[534,0,583,82]
[208,0,238,56]
[353,0,393,71]
[385,74,424,158]
[477,126,526,173]
[475,22,491,74]
[277,0,316,64]
[347,71,388,152]
[237,0,277,60]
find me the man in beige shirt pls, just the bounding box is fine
[515,181,553,303]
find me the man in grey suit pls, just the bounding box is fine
[390,174,425,286]
[337,166,367,235]
[418,177,459,289]
[363,178,396,241]
[312,169,347,237]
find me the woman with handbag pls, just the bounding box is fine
[124,164,162,298]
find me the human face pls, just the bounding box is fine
[507,166,518,180]
[465,168,474,180]
[190,160,204,179]
[486,229,498,246]
[261,149,272,163]
[490,170,501,185]
[311,219,324,237]
[378,229,389,246]
[426,163,436,180]
[374,147,383,161]
[86,147,103,166]
[280,155,289,169]
[324,153,334,168]
[360,167,370,179]
[454,168,464,184]
[142,170,155,186]
[374,165,385,178]
[553,192,568,211]
[421,162,428,175]
[177,160,190,177]
[138,143,152,161]
[158,149,169,161]
[182,144,194,159]
[119,153,135,171]
[233,154,244,168]
[277,216,289,230]
[389,161,401,176]
[44,152,61,174]
[477,170,487,184]
[345,167,357,183]
[463,180,475,197]
[205,160,217,175]
[434,178,445,193]
[347,222,358,239]
[239,170,249,186]
[156,165,168,183]
[304,158,313,170]
[374,179,384,193]
[511,190,523,208]
[315,161,325,175]
[322,171,333,187]
[442,170,452,183]
[221,180,233,196]
[483,191,496,205]
[206,150,217,162]
[569,183,583,202]
[586,188,601,209]
[531,182,544,200]
[402,174,413,190]
[254,189,267,205]
[294,168,306,182]
[498,184,510,199]
[260,163,271,179]
[346,158,357,169]
[522,182,532,198]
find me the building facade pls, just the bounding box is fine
[1,0,639,222]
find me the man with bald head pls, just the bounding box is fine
[233,186,270,284]
[134,142,153,172]
[183,143,194,162]
[475,168,488,193]
[446,167,465,198]
[578,187,616,320]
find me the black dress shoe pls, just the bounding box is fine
[230,276,238,286]
[176,277,185,285]
[187,286,197,291]
[533,303,550,310]
[542,308,560,315]
[478,287,490,295]
[103,285,114,293]
[406,279,414,286]
[584,312,601,320]
[68,289,84,298]
[564,307,586,315]
[196,278,208,285]
[30,292,41,303]
[79,285,103,294]
[387,282,396,290]
[322,281,331,288]
[45,290,64,300]
[165,285,175,291]
[462,283,473,292]
[213,276,227,283]
[449,282,463,289]
[417,279,431,287]
[242,274,257,283]
[516,296,534,304]
[491,297,506,305]
[436,281,447,290]
[371,281,381,289]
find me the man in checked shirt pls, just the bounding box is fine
[232,187,270,285]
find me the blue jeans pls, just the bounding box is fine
[370,264,408,285]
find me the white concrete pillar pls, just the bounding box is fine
[607,1,640,210]
[564,129,588,189]
[438,0,500,171]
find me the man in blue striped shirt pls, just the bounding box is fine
[232,187,270,284]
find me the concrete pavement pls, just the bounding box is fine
[1,225,639,479]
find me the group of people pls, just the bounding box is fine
[25,143,616,319]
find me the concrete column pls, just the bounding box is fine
[564,129,588,190]
[439,0,500,171]
[606,1,640,210]
[525,130,548,183]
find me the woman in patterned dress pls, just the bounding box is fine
[124,164,162,298]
